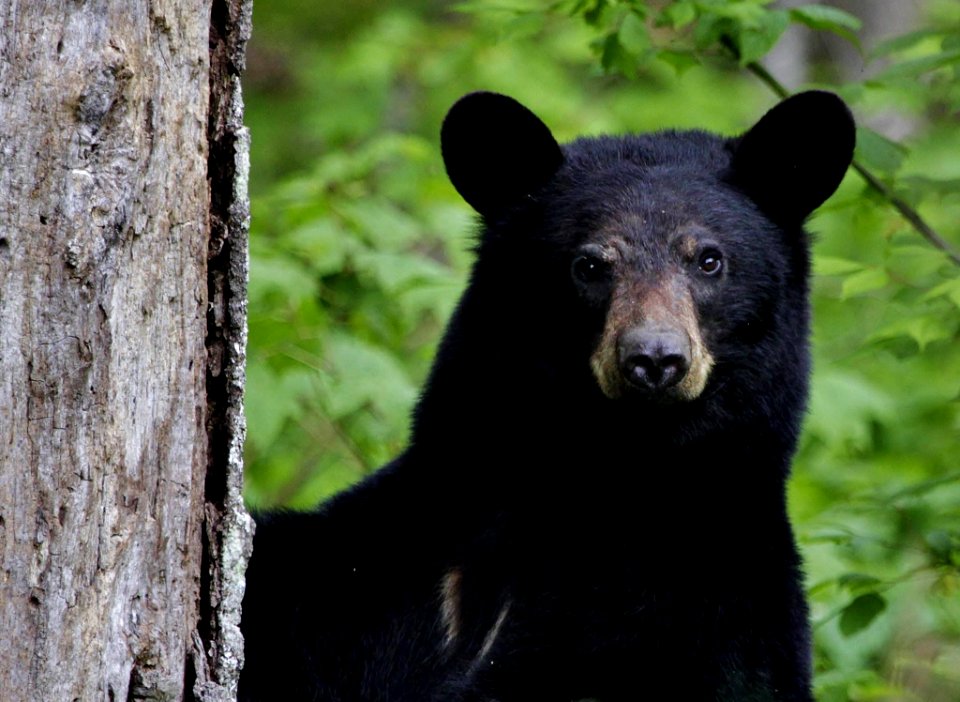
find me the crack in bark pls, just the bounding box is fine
[193,0,254,700]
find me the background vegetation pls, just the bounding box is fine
[242,1,960,699]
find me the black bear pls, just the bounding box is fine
[239,90,855,701]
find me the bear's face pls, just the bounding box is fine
[441,92,854,407]
[550,159,789,403]
[574,213,724,402]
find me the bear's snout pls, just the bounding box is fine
[617,327,691,393]
[589,275,714,402]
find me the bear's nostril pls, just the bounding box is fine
[657,354,688,388]
[624,352,687,390]
[618,330,691,393]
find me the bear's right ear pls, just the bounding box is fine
[441,92,564,217]
[729,91,855,224]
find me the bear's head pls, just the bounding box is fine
[440,92,854,417]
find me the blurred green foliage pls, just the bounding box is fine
[243,1,960,698]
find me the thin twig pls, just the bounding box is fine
[743,58,960,267]
[847,161,960,266]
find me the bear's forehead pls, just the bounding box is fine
[551,164,742,239]
[556,136,736,218]
[584,217,714,264]
[562,129,733,174]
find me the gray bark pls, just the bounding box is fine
[0,1,252,700]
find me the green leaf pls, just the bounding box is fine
[339,199,422,249]
[855,127,908,175]
[701,1,771,28]
[692,13,730,52]
[837,573,882,595]
[870,29,942,59]
[455,1,539,12]
[814,255,864,276]
[922,278,960,309]
[925,530,957,563]
[789,5,862,46]
[789,4,861,31]
[806,370,895,451]
[841,267,889,299]
[736,9,789,66]
[884,471,960,502]
[659,1,696,30]
[599,31,637,78]
[900,175,960,198]
[286,220,353,276]
[322,334,417,419]
[245,366,314,451]
[838,593,887,637]
[886,245,951,282]
[618,11,651,55]
[655,49,700,75]
[353,250,453,294]
[583,0,610,26]
[249,255,318,305]
[873,48,960,81]
[870,315,954,351]
[804,529,855,546]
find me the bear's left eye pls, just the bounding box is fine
[572,254,610,285]
[698,249,723,276]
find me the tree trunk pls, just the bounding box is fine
[0,1,253,700]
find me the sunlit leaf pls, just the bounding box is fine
[841,267,889,299]
[806,370,895,451]
[789,5,861,47]
[922,278,960,309]
[659,1,696,30]
[814,256,864,276]
[837,573,882,595]
[286,220,354,275]
[249,255,318,305]
[870,315,954,351]
[322,334,417,419]
[870,29,943,59]
[245,366,316,451]
[873,48,960,81]
[618,11,650,55]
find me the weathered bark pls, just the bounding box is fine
[0,0,252,700]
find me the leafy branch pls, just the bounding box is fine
[529,1,960,268]
[742,53,960,268]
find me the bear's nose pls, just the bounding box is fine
[618,327,691,392]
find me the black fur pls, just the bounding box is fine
[239,91,855,701]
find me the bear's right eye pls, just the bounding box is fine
[571,254,610,285]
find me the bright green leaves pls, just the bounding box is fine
[814,240,959,354]
[873,47,960,82]
[598,11,651,78]
[924,278,960,310]
[661,1,696,30]
[245,128,468,508]
[692,1,789,66]
[536,0,870,77]
[806,369,895,454]
[245,4,960,696]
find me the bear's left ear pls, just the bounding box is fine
[441,92,564,217]
[729,91,855,224]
